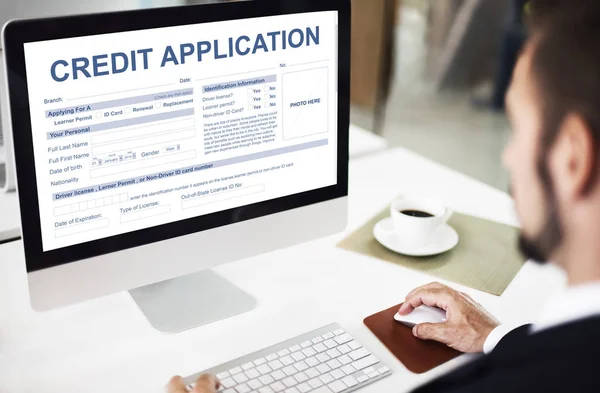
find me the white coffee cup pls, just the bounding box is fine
[385,197,453,248]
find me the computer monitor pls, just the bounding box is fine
[2,0,350,332]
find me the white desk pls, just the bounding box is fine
[0,125,384,244]
[348,125,387,159]
[0,148,566,393]
[0,190,19,242]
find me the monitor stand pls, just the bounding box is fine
[129,270,257,333]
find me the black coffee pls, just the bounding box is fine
[400,210,434,218]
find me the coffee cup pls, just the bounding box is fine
[383,197,453,248]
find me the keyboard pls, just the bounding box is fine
[184,323,392,393]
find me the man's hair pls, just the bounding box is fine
[527,0,600,192]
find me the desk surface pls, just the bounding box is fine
[0,125,385,244]
[0,148,565,393]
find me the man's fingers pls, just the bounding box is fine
[412,322,451,344]
[403,288,453,314]
[167,376,187,393]
[400,283,451,315]
[193,374,220,393]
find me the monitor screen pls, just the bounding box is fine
[22,11,339,252]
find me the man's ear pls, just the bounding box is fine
[551,114,596,200]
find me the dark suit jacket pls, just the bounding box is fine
[412,317,600,393]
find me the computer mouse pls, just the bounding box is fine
[394,305,447,327]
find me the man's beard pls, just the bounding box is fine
[517,159,564,264]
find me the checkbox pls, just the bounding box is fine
[125,107,132,114]
[95,112,103,119]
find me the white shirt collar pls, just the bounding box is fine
[532,281,600,333]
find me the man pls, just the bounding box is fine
[169,1,600,391]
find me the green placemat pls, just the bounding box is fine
[338,207,526,296]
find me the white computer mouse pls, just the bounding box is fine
[394,305,447,327]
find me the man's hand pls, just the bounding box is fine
[167,374,219,393]
[398,282,500,353]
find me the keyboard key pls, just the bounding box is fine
[334,334,353,345]
[271,370,286,380]
[289,345,302,353]
[221,378,236,388]
[378,366,391,374]
[305,357,320,367]
[326,359,342,370]
[297,382,311,393]
[349,348,370,361]
[285,388,300,393]
[333,329,345,336]
[341,365,356,375]
[338,344,351,355]
[312,337,324,344]
[255,357,267,366]
[259,375,275,385]
[316,364,332,374]
[266,354,279,361]
[234,373,249,384]
[294,361,309,372]
[357,375,369,383]
[341,376,358,388]
[308,378,324,389]
[316,353,331,363]
[283,366,297,376]
[278,349,290,357]
[322,332,335,340]
[271,381,286,392]
[283,377,297,388]
[269,360,284,370]
[300,341,312,348]
[347,341,361,350]
[223,389,236,393]
[258,365,273,375]
[246,369,260,379]
[367,371,379,379]
[328,380,347,393]
[326,349,341,359]
[294,372,309,383]
[352,355,379,371]
[330,369,345,380]
[259,387,274,393]
[280,356,294,366]
[248,379,263,390]
[324,339,337,349]
[338,355,352,365]
[217,371,231,380]
[229,367,243,375]
[319,373,335,385]
[313,343,328,353]
[242,362,255,371]
[291,352,306,362]
[236,383,251,393]
[363,367,376,375]
[302,347,317,357]
[306,368,320,378]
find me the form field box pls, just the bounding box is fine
[91,118,195,145]
[91,129,195,156]
[181,184,265,210]
[54,193,128,216]
[121,205,170,223]
[55,218,109,238]
[90,150,197,179]
[282,67,329,140]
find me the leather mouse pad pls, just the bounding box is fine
[364,303,461,374]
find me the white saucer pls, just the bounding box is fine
[373,217,459,257]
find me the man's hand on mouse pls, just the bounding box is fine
[398,282,499,353]
[167,374,219,393]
